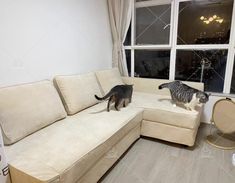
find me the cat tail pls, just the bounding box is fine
[158,83,169,90]
[94,90,116,101]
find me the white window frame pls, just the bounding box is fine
[125,0,235,95]
[224,0,235,94]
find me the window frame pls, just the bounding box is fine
[125,0,235,95]
[225,0,235,94]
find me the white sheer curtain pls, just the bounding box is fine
[107,0,133,76]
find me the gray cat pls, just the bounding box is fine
[158,81,210,110]
[95,85,133,112]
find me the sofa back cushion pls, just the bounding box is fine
[95,68,124,94]
[122,77,204,95]
[0,81,67,145]
[54,72,102,115]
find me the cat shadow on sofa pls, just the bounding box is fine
[158,98,174,104]
[158,98,201,111]
[158,98,184,108]
[89,105,116,114]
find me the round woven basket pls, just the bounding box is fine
[206,98,235,150]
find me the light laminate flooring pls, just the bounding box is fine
[100,124,235,183]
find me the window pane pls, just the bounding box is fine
[125,50,131,76]
[136,3,171,45]
[175,50,227,93]
[135,50,170,79]
[230,55,235,94]
[178,0,233,45]
[124,24,131,46]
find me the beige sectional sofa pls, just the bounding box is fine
[0,68,204,183]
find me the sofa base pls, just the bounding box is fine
[77,124,141,183]
[141,120,200,146]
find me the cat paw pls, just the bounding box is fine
[173,104,177,107]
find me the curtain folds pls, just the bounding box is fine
[108,0,133,76]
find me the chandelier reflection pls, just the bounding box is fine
[200,15,223,24]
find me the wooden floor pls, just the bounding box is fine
[100,124,235,183]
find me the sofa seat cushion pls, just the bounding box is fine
[5,102,143,183]
[54,72,102,115]
[0,80,67,145]
[131,92,202,130]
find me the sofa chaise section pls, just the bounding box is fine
[95,69,204,146]
[122,76,204,146]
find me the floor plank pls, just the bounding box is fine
[100,124,235,183]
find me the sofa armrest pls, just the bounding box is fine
[122,77,204,95]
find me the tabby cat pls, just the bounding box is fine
[158,81,210,110]
[95,85,133,112]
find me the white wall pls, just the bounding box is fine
[0,0,112,87]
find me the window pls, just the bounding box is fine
[175,50,227,93]
[124,25,131,46]
[177,0,233,45]
[230,55,235,93]
[125,50,131,75]
[136,3,171,45]
[125,0,235,94]
[135,50,170,79]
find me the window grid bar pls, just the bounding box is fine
[169,0,174,47]
[131,0,136,77]
[125,45,171,50]
[169,0,178,80]
[223,0,235,93]
[176,44,229,50]
[135,0,172,8]
[125,44,229,50]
